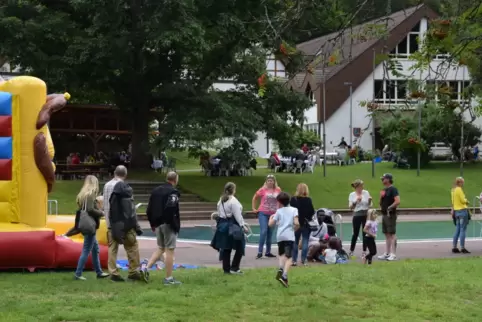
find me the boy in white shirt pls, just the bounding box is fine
[269,192,299,287]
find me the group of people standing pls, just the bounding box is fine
[347,174,400,263]
[67,167,472,287]
[68,167,183,285]
[210,172,402,286]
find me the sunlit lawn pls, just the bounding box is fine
[1,258,482,321]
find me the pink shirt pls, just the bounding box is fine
[256,187,281,215]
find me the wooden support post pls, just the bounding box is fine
[85,132,106,153]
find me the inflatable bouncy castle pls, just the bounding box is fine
[0,76,108,270]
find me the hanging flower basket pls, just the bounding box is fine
[439,19,451,26]
[458,58,467,65]
[409,91,426,99]
[432,30,448,40]
[367,102,380,111]
[438,86,452,95]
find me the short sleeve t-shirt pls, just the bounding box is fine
[256,187,281,214]
[380,186,399,213]
[324,249,338,264]
[348,190,371,212]
[365,220,378,236]
[272,206,298,242]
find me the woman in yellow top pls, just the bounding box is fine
[451,177,470,254]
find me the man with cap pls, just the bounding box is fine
[378,173,400,261]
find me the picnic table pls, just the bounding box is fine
[55,163,109,180]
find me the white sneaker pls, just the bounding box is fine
[387,254,397,261]
[377,253,390,260]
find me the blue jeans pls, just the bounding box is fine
[258,213,273,254]
[75,234,103,277]
[293,227,311,263]
[453,209,469,248]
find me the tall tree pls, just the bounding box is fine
[1,0,333,167]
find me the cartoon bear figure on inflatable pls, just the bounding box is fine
[0,76,107,270]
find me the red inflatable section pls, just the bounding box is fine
[55,236,108,269]
[0,229,108,270]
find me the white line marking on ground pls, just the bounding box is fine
[136,237,482,247]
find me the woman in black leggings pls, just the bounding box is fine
[348,179,372,258]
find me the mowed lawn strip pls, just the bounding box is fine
[178,162,482,210]
[49,162,482,213]
[1,258,482,321]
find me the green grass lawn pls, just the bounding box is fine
[49,162,482,214]
[180,162,482,210]
[1,258,482,321]
[166,150,266,171]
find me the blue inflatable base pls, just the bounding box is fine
[116,259,201,271]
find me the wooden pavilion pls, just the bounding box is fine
[49,104,133,159]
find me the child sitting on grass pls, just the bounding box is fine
[269,192,299,288]
[363,209,378,265]
[319,237,349,264]
[321,237,339,264]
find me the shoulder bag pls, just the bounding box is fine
[222,202,243,241]
[306,214,319,231]
[78,197,97,235]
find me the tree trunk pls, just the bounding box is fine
[130,103,151,169]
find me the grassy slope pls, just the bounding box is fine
[50,162,482,214]
[179,162,482,210]
[1,258,482,321]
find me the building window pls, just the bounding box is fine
[425,80,471,103]
[373,80,407,103]
[389,22,420,57]
[305,85,315,103]
[266,58,286,78]
[304,123,319,136]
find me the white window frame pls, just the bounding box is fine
[425,80,471,103]
[389,24,420,57]
[373,80,408,104]
[266,58,286,78]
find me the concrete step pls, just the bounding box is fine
[133,193,202,203]
[178,202,217,211]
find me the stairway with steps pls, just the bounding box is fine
[102,181,217,221]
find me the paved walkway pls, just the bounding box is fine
[119,238,482,269]
[125,214,482,269]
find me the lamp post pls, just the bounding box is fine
[322,76,327,177]
[417,99,422,176]
[460,67,466,177]
[344,82,353,147]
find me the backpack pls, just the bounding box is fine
[336,249,349,264]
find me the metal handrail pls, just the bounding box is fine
[48,199,58,216]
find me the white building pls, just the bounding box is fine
[247,4,477,156]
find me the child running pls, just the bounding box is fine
[269,192,299,287]
[363,209,378,264]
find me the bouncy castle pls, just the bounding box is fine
[0,76,107,270]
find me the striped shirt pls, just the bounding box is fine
[103,178,120,228]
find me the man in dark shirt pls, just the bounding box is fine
[378,173,400,261]
[144,171,182,285]
[338,137,348,148]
